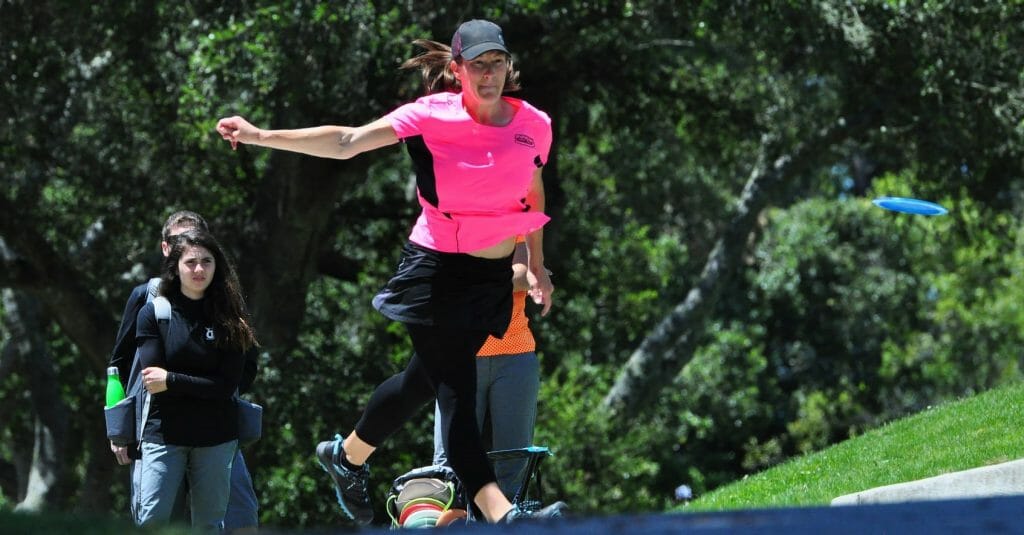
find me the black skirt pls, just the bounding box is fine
[372,242,513,337]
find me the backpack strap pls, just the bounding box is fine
[124,279,162,394]
[137,296,172,444]
[145,277,160,300]
[152,296,172,324]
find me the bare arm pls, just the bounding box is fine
[524,168,554,315]
[215,116,399,159]
[511,241,529,291]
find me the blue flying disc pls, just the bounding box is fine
[872,197,948,216]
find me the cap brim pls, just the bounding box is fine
[459,42,509,60]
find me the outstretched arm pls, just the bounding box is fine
[215,116,399,159]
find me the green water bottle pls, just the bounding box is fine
[105,366,126,408]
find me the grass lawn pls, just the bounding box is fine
[683,381,1024,511]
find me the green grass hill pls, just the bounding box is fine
[684,381,1024,511]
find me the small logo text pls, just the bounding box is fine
[515,133,535,147]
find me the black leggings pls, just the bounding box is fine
[354,323,496,498]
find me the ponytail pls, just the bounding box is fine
[401,39,460,94]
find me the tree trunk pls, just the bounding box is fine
[0,203,112,370]
[0,232,121,512]
[601,123,848,419]
[2,288,69,512]
[77,424,119,513]
[239,151,371,355]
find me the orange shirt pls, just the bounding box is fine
[477,291,535,356]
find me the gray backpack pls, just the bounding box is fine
[103,278,169,451]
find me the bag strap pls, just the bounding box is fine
[124,278,162,394]
[145,277,160,300]
[152,296,172,324]
[138,296,172,444]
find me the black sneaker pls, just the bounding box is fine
[502,501,568,523]
[315,434,373,525]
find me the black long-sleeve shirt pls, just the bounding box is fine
[109,280,257,392]
[109,282,152,386]
[136,288,246,446]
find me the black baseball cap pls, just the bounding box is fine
[451,19,509,60]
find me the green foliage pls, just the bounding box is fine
[0,509,190,535]
[548,182,1024,511]
[677,325,784,478]
[534,363,670,513]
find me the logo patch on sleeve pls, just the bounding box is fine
[515,133,535,147]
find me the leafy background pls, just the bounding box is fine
[2,0,1023,529]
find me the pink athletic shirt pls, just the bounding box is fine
[385,92,552,253]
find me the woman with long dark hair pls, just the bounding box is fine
[216,19,562,524]
[134,229,258,531]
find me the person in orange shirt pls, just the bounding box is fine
[433,238,542,499]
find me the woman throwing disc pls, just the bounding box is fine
[216,19,562,525]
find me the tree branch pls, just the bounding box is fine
[601,121,851,419]
[0,200,113,369]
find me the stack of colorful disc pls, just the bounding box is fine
[435,508,468,527]
[399,497,446,528]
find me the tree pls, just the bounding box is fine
[600,0,1024,420]
[0,0,419,514]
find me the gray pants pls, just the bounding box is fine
[433,352,539,499]
[223,449,259,531]
[131,447,258,532]
[135,440,237,532]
